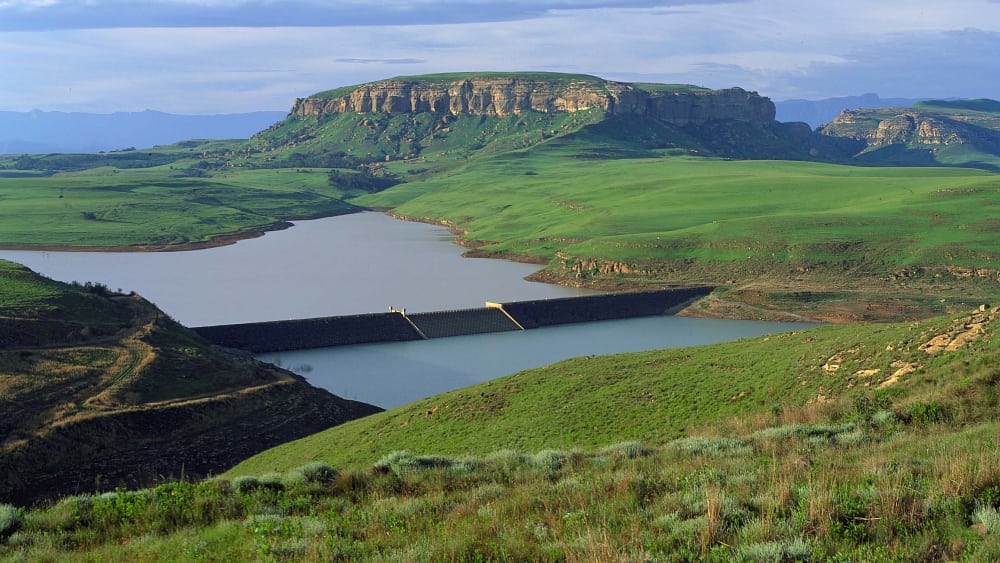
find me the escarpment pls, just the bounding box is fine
[290,74,776,127]
[819,107,1000,151]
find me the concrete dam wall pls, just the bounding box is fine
[193,287,712,353]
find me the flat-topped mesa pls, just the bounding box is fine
[290,74,776,127]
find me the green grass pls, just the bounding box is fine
[3,306,998,560]
[0,167,358,248]
[633,82,712,93]
[354,152,999,301]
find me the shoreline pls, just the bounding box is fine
[0,209,960,325]
[0,208,361,253]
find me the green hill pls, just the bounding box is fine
[354,151,999,322]
[0,261,380,504]
[3,305,996,560]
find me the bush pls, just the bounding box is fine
[600,441,651,459]
[531,450,568,472]
[259,473,285,491]
[0,503,22,539]
[292,462,339,484]
[232,476,261,494]
[375,451,417,475]
[906,401,949,425]
[974,505,1000,535]
[734,538,812,562]
[670,437,751,457]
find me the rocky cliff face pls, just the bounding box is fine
[820,108,992,147]
[291,76,775,127]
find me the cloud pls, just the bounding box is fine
[0,0,742,31]
[1,0,998,113]
[337,58,426,65]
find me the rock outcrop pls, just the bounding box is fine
[290,75,775,127]
[819,107,1000,150]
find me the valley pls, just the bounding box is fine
[1,72,998,560]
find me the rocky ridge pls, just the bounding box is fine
[290,75,775,127]
[819,106,1000,152]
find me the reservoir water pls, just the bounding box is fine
[0,211,815,408]
[260,315,811,409]
[0,212,595,326]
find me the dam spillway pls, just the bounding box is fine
[193,287,713,353]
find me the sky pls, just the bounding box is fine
[1,0,998,114]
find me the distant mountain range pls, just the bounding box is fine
[0,109,287,154]
[774,94,923,128]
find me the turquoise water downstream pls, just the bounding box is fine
[261,315,812,409]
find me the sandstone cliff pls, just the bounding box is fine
[290,75,775,127]
[819,107,1000,152]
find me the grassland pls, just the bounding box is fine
[2,132,996,319]
[0,142,362,249]
[356,147,1000,320]
[2,305,995,560]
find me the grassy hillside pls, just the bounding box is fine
[3,306,995,560]
[230,307,997,474]
[356,150,1000,321]
[0,260,379,504]
[0,143,362,249]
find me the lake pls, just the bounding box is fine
[0,211,815,408]
[0,212,595,326]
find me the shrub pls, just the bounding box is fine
[670,437,751,457]
[974,505,1000,535]
[531,450,568,472]
[485,449,529,469]
[833,429,867,447]
[0,503,22,539]
[600,441,651,459]
[232,476,261,494]
[751,424,805,441]
[375,451,417,475]
[907,401,949,425]
[734,538,812,562]
[292,462,339,485]
[870,409,898,427]
[259,473,285,491]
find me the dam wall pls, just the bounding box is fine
[193,312,422,353]
[408,308,522,339]
[194,287,712,353]
[499,286,711,329]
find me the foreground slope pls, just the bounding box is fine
[0,261,380,504]
[232,305,996,474]
[3,307,994,560]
